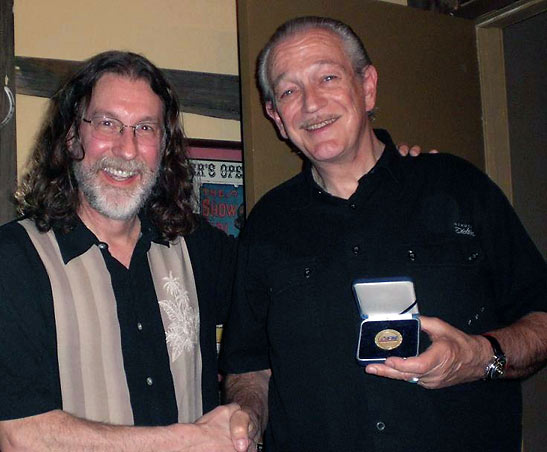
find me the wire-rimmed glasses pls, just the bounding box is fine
[82,116,161,145]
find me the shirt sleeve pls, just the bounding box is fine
[0,222,62,421]
[476,171,547,322]
[185,216,237,325]
[219,219,271,374]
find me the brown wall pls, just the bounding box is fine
[504,12,547,259]
[503,11,547,451]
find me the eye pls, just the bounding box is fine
[323,75,338,82]
[92,118,121,132]
[98,119,115,128]
[137,123,157,134]
[279,89,294,99]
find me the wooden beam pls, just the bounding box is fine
[15,56,241,120]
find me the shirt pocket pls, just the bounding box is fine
[406,235,483,268]
[266,258,322,350]
[404,236,492,333]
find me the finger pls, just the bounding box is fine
[419,316,454,339]
[195,403,240,424]
[370,359,446,389]
[384,354,435,375]
[409,145,422,156]
[365,363,418,382]
[366,361,446,388]
[397,143,410,156]
[230,409,253,452]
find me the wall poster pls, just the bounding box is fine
[187,139,243,355]
[187,139,244,238]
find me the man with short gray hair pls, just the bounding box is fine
[221,16,547,452]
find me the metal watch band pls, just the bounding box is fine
[482,334,507,380]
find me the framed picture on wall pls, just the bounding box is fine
[187,139,244,238]
[187,139,243,356]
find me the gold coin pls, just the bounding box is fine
[374,329,403,351]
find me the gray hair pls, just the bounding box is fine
[257,16,372,105]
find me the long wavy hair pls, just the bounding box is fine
[16,50,197,240]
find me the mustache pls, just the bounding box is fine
[299,115,339,129]
[90,156,149,174]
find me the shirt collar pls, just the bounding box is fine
[366,128,403,186]
[54,211,168,265]
[303,128,403,199]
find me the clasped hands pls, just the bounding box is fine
[228,408,260,452]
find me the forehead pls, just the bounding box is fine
[87,73,163,118]
[269,28,352,78]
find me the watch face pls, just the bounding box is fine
[496,356,507,374]
[482,335,506,380]
[487,356,507,379]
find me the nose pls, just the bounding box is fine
[302,85,326,113]
[111,127,138,160]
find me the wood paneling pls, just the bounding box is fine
[15,56,241,120]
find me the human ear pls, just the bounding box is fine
[265,101,288,139]
[361,65,378,113]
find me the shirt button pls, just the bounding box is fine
[146,377,153,386]
[98,242,108,250]
[304,267,312,278]
[352,245,360,255]
[349,203,357,209]
[408,250,416,261]
[376,421,386,431]
[468,251,480,261]
[137,322,143,331]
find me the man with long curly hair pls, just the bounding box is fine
[0,51,242,451]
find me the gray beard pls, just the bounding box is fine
[73,156,159,221]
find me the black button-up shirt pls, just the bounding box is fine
[220,131,547,452]
[0,215,235,425]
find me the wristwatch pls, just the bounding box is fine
[482,334,507,380]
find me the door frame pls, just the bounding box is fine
[476,0,547,203]
[0,0,17,223]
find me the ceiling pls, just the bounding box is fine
[407,0,522,19]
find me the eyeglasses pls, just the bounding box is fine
[82,116,161,145]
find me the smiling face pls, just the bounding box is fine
[265,28,377,166]
[73,73,164,222]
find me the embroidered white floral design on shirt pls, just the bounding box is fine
[158,271,198,362]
